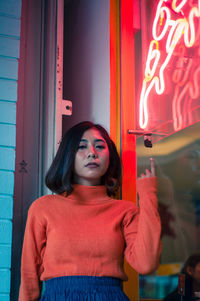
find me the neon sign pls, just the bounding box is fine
[139,0,200,131]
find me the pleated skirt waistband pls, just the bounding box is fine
[45,275,122,290]
[41,276,130,300]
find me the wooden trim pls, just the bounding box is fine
[109,0,120,153]
[120,0,138,300]
[120,0,137,202]
[110,0,138,300]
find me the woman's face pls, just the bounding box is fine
[73,128,110,186]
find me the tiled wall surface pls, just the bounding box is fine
[0,0,21,300]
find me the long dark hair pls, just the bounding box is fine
[45,121,121,196]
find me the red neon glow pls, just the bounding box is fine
[172,58,200,130]
[172,0,187,12]
[139,0,200,130]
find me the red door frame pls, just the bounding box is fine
[110,0,138,300]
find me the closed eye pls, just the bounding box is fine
[96,145,106,149]
[78,144,87,149]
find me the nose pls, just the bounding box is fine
[87,146,97,158]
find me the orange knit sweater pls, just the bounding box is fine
[19,177,161,301]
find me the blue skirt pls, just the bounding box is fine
[40,276,130,301]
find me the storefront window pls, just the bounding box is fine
[135,0,200,299]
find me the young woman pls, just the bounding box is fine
[18,121,161,301]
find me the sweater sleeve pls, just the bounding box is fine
[123,177,162,275]
[18,202,46,301]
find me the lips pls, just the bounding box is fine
[85,162,99,167]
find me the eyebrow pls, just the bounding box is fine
[80,139,106,143]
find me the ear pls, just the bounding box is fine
[186,266,194,276]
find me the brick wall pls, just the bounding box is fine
[0,1,21,300]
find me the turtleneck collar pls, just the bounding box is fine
[66,184,110,204]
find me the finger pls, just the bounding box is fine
[145,169,151,177]
[139,173,146,178]
[150,157,156,176]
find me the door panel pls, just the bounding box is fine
[11,0,57,299]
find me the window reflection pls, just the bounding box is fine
[134,1,200,298]
[137,125,200,299]
[158,140,200,264]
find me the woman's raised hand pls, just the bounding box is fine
[138,158,156,179]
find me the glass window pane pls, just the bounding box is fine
[135,1,200,299]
